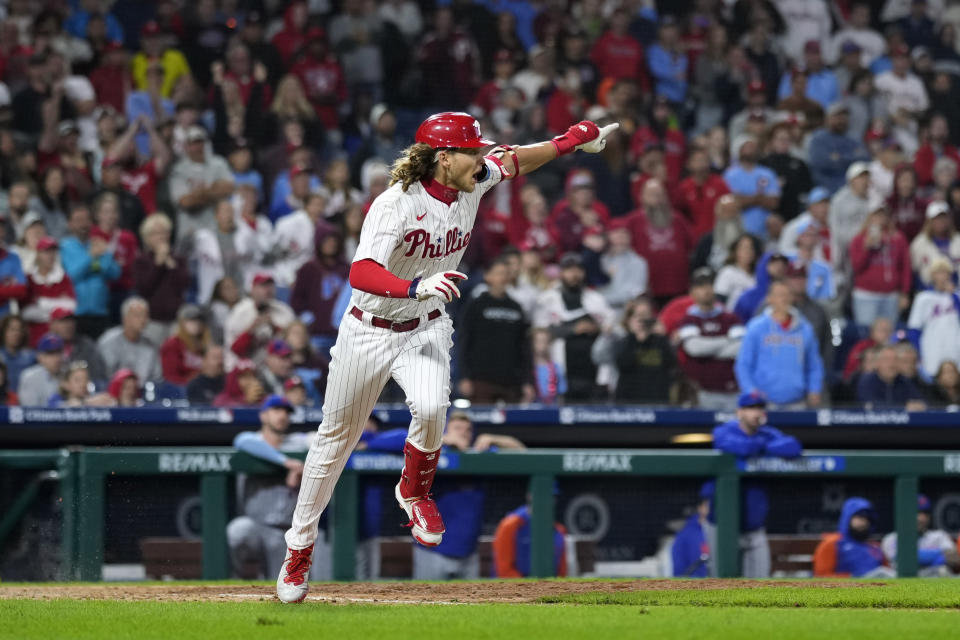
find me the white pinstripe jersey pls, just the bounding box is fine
[351,156,505,320]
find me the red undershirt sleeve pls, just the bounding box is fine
[349,259,416,299]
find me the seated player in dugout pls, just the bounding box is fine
[492,487,568,578]
[276,111,618,603]
[881,494,960,576]
[813,497,896,578]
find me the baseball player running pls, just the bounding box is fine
[276,111,618,603]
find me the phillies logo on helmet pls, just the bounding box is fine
[416,112,496,149]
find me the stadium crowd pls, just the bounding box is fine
[0,0,959,410]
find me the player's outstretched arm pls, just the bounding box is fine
[349,259,467,303]
[491,121,620,179]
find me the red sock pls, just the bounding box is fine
[398,441,440,499]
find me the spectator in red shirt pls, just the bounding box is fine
[271,1,309,67]
[510,188,558,265]
[843,316,894,382]
[21,237,76,347]
[887,164,928,242]
[631,96,687,187]
[471,50,516,117]
[290,27,346,132]
[546,68,589,136]
[417,7,481,110]
[133,213,190,346]
[213,359,265,408]
[160,304,211,386]
[676,147,730,241]
[590,8,648,90]
[88,43,130,115]
[628,178,694,307]
[914,114,960,187]
[849,201,913,328]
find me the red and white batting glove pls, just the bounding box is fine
[551,121,621,156]
[410,271,468,302]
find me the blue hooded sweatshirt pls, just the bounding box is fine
[735,308,824,405]
[835,497,886,577]
[734,252,776,322]
[672,513,710,577]
[710,421,802,531]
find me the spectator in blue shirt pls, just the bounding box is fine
[65,0,124,44]
[808,102,871,194]
[59,205,122,339]
[125,62,175,157]
[856,344,927,410]
[707,391,803,577]
[647,19,688,104]
[898,0,936,49]
[723,136,781,238]
[735,280,824,408]
[777,41,839,109]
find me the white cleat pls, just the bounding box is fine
[395,483,445,547]
[276,545,313,604]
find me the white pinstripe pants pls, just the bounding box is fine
[285,308,454,550]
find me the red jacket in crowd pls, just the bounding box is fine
[23,265,75,346]
[590,30,648,90]
[94,227,138,294]
[160,334,204,386]
[121,159,161,214]
[630,126,687,186]
[628,209,694,298]
[913,143,960,186]
[675,173,730,241]
[849,230,912,295]
[291,54,347,131]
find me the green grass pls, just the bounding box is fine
[2,580,960,640]
[539,579,960,609]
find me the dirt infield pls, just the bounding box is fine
[0,580,884,604]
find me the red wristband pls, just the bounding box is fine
[349,259,414,299]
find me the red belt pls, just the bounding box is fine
[350,306,441,332]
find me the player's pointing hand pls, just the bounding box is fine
[551,121,621,155]
[413,271,468,303]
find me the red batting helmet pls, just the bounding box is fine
[415,112,495,149]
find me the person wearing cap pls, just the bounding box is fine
[224,272,295,373]
[875,42,930,131]
[808,101,871,194]
[727,79,775,144]
[632,97,687,189]
[159,304,212,386]
[780,186,831,257]
[813,496,894,578]
[258,338,294,396]
[848,199,912,327]
[96,296,162,384]
[709,391,802,577]
[20,236,75,345]
[131,20,190,98]
[882,494,960,576]
[533,252,615,400]
[670,482,713,577]
[723,136,781,238]
[107,368,141,407]
[18,332,65,406]
[907,255,960,378]
[282,376,309,408]
[168,123,235,248]
[677,268,745,410]
[781,261,830,361]
[910,200,960,286]
[229,394,320,580]
[828,161,874,275]
[735,279,824,408]
[214,358,265,407]
[776,40,838,109]
[775,68,826,132]
[599,219,649,310]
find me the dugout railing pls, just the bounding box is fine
[4,448,959,581]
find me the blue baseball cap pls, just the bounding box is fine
[737,391,768,408]
[808,186,831,204]
[261,394,294,412]
[37,333,64,353]
[918,494,932,512]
